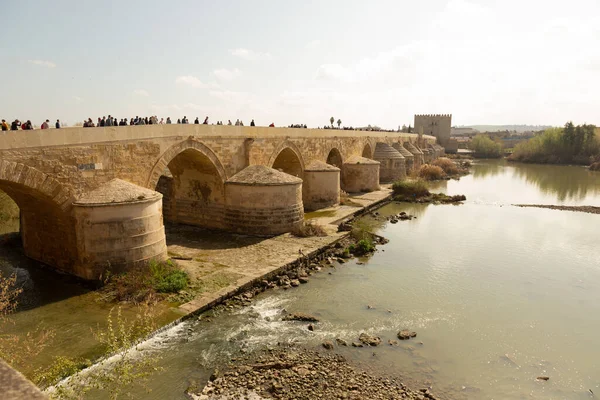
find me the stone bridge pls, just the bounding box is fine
[0,125,441,280]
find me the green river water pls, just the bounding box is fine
[1,159,600,399]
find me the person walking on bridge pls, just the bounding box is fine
[203,116,209,124]
[41,119,49,129]
[55,119,61,129]
[250,119,255,126]
[194,117,199,124]
[1,119,8,131]
[10,120,20,130]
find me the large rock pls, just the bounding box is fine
[358,333,381,346]
[282,312,320,322]
[398,330,417,340]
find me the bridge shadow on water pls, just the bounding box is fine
[0,233,92,313]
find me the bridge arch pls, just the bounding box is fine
[146,138,227,190]
[268,140,305,178]
[0,160,77,272]
[148,139,227,230]
[326,148,343,169]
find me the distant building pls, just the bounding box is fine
[451,127,478,136]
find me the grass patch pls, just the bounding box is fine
[292,221,328,237]
[392,180,430,197]
[102,259,189,304]
[418,164,446,180]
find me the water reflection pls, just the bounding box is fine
[471,160,504,179]
[508,162,600,202]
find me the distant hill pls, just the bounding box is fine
[456,125,553,133]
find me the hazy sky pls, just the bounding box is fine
[1,0,599,128]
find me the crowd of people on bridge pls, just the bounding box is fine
[2,115,397,133]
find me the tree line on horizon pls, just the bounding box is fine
[509,122,599,165]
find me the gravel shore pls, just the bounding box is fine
[188,345,438,400]
[514,204,600,214]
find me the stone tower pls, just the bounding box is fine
[414,114,452,149]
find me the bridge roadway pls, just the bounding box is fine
[0,125,439,279]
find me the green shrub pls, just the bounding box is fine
[33,356,91,389]
[105,260,189,303]
[392,180,430,197]
[418,164,445,180]
[471,134,503,158]
[354,239,375,255]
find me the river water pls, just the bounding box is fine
[2,159,600,399]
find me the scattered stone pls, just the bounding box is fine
[388,340,399,346]
[359,333,381,347]
[398,330,417,340]
[298,277,309,284]
[188,346,437,399]
[351,342,364,348]
[290,279,300,287]
[282,312,320,322]
[308,324,314,331]
[322,340,334,350]
[336,338,348,346]
[537,376,550,381]
[367,305,375,309]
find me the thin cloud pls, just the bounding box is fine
[213,68,241,81]
[305,39,321,50]
[175,75,218,89]
[229,48,272,61]
[133,89,150,97]
[28,59,56,68]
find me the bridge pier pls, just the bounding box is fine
[224,165,304,236]
[302,160,340,211]
[403,142,424,170]
[393,143,415,175]
[73,179,167,280]
[341,156,380,193]
[373,142,406,183]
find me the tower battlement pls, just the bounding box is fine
[414,114,452,118]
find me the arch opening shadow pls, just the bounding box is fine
[0,180,77,273]
[156,148,226,230]
[272,148,303,178]
[326,148,343,169]
[362,143,373,159]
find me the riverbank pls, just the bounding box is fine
[188,345,437,400]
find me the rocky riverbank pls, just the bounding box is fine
[514,204,600,215]
[187,345,438,400]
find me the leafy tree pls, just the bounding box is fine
[407,124,412,133]
[471,134,503,158]
[330,116,334,128]
[337,119,341,128]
